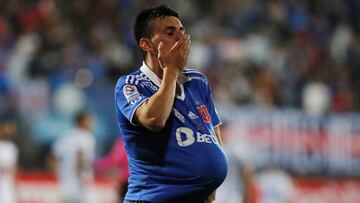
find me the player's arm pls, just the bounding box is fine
[134,69,178,131]
[134,35,190,132]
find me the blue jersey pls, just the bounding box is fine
[115,62,228,203]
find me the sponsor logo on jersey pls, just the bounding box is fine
[126,73,159,91]
[173,108,185,124]
[123,85,136,95]
[142,81,158,91]
[123,85,142,106]
[197,105,211,123]
[175,127,219,147]
[188,76,205,82]
[129,95,142,106]
[188,111,199,119]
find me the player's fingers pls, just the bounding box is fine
[180,36,190,64]
[183,34,191,51]
[176,35,189,60]
[184,35,191,57]
[169,35,187,53]
[181,35,190,53]
[168,41,179,53]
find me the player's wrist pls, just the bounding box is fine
[163,67,181,79]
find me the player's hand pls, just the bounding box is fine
[157,34,191,75]
[204,190,216,203]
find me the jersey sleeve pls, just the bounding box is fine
[115,76,150,125]
[204,77,221,127]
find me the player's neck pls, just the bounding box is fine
[145,55,163,79]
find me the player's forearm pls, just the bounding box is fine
[136,69,178,131]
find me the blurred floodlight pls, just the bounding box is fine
[74,68,94,88]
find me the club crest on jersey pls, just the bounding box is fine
[196,105,211,123]
[123,85,142,106]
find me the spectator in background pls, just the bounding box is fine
[94,138,129,203]
[255,167,295,203]
[52,111,96,203]
[0,116,18,203]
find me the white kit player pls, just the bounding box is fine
[0,118,18,203]
[52,111,96,203]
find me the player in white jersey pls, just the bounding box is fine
[255,167,295,203]
[52,111,96,203]
[0,117,18,203]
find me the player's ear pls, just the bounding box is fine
[139,38,156,54]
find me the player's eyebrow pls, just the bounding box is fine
[164,25,185,33]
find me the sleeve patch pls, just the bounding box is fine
[123,85,143,106]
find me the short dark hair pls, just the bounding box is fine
[134,5,179,56]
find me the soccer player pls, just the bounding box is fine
[0,116,18,203]
[115,5,228,203]
[52,111,96,203]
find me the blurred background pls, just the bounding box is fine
[0,0,360,202]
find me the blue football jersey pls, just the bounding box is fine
[115,62,228,203]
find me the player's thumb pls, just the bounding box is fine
[157,41,164,56]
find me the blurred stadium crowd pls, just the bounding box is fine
[0,0,360,178]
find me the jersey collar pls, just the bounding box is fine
[140,61,187,101]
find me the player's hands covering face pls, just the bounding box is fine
[157,34,191,75]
